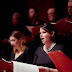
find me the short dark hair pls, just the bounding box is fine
[40,22,57,33]
[40,22,58,42]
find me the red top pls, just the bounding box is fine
[54,17,72,37]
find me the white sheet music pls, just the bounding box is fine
[13,61,39,72]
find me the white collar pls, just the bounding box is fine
[65,19,72,23]
[43,43,56,54]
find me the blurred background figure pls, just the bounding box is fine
[1,11,31,43]
[47,8,58,24]
[9,30,31,63]
[12,11,22,26]
[4,11,32,42]
[55,0,72,42]
[27,7,45,26]
[8,11,31,37]
[67,0,72,19]
[26,7,45,38]
[55,0,72,60]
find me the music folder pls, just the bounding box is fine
[26,25,40,37]
[48,50,72,72]
[0,58,13,71]
[0,58,39,72]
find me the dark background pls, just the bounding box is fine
[0,0,68,27]
[0,0,69,60]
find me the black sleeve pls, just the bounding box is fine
[33,48,39,65]
[24,48,32,64]
[10,51,14,61]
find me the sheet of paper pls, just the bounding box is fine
[13,61,39,72]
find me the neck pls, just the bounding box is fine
[43,42,56,53]
[14,50,24,60]
[45,41,54,49]
[14,46,21,53]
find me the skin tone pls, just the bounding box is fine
[67,1,72,17]
[12,12,22,26]
[47,8,57,22]
[2,34,59,72]
[28,8,38,22]
[39,28,60,72]
[9,36,23,60]
[40,27,54,49]
[38,66,59,72]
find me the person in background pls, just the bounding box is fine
[0,11,31,60]
[1,11,31,44]
[47,8,58,24]
[33,22,65,69]
[8,11,31,37]
[26,7,45,38]
[54,0,72,59]
[9,30,31,63]
[25,8,45,63]
[27,7,45,26]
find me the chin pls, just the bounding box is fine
[42,41,45,44]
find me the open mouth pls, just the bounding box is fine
[41,38,44,41]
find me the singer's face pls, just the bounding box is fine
[40,28,53,44]
[9,36,20,48]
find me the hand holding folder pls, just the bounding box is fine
[0,51,72,72]
[48,50,72,72]
[0,58,13,71]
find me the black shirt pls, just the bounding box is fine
[33,43,65,68]
[10,48,31,64]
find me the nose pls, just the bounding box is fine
[10,41,14,46]
[40,33,42,38]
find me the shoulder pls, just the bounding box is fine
[35,46,43,53]
[53,43,65,51]
[54,17,67,31]
[36,46,43,50]
[56,17,66,24]
[55,43,64,48]
[24,48,30,53]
